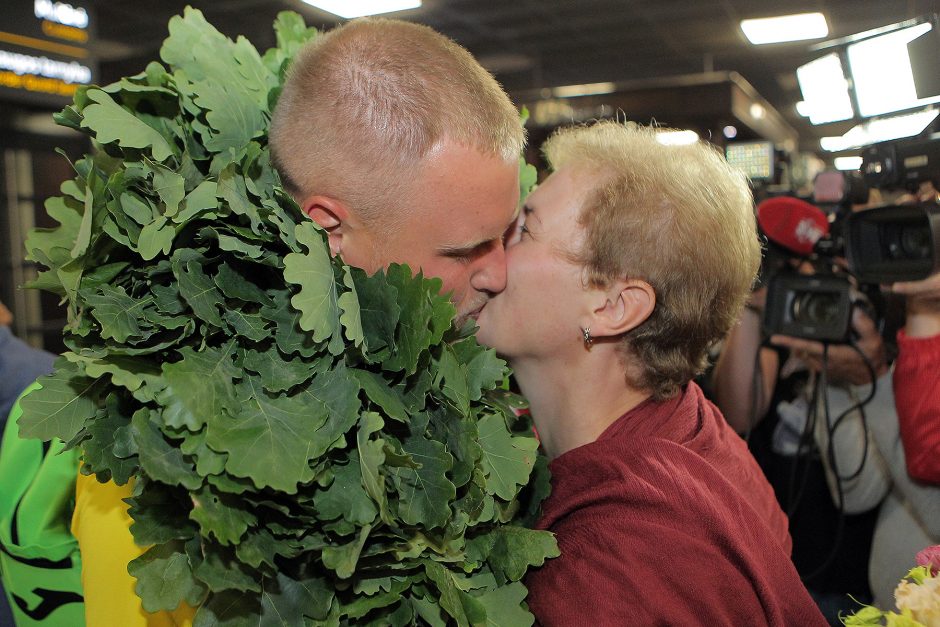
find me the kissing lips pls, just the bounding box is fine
[468,303,485,321]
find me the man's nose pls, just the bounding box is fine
[470,242,508,295]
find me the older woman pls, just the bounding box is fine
[475,121,827,626]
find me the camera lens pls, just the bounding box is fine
[886,224,931,260]
[791,291,842,326]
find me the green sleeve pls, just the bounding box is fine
[0,383,85,626]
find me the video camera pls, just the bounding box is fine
[759,136,940,342]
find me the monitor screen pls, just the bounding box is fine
[847,22,940,117]
[726,141,775,180]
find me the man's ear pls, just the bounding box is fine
[301,195,351,257]
[590,279,656,338]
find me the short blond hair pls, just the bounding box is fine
[270,18,524,222]
[544,121,761,399]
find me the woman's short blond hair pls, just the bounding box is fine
[269,18,524,223]
[544,121,761,399]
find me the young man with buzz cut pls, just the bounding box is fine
[270,17,524,324]
[69,17,526,626]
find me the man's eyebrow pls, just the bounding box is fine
[438,205,522,257]
[438,237,498,258]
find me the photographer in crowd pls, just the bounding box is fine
[0,302,55,434]
[712,188,940,620]
[713,284,885,622]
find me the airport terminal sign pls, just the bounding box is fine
[0,0,96,107]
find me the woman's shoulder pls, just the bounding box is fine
[545,437,730,523]
[545,431,789,541]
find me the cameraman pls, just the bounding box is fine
[713,277,887,622]
[714,259,940,619]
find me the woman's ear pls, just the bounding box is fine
[591,279,656,337]
[301,195,351,257]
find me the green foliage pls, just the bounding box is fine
[18,7,555,625]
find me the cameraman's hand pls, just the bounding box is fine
[887,271,940,338]
[770,308,887,386]
[889,270,940,298]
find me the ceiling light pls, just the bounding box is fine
[820,108,940,151]
[741,13,828,45]
[834,156,863,171]
[551,82,616,98]
[300,0,421,19]
[656,130,699,146]
[848,22,937,117]
[749,103,765,119]
[723,125,738,139]
[796,53,854,124]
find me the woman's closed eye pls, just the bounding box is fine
[506,205,535,245]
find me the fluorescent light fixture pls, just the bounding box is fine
[300,0,421,19]
[820,136,848,152]
[848,22,939,117]
[820,108,940,151]
[741,13,828,45]
[656,130,699,146]
[551,82,616,98]
[796,53,854,124]
[834,156,863,171]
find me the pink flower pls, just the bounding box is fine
[916,545,940,576]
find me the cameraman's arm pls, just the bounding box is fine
[770,308,888,387]
[890,272,940,484]
[713,290,779,433]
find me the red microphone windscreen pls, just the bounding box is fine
[756,197,829,256]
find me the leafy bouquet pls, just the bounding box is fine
[842,546,940,627]
[18,7,556,626]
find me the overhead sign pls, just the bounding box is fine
[0,0,96,107]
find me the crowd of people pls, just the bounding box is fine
[0,15,938,627]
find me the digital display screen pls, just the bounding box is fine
[0,0,96,107]
[726,141,775,181]
[848,22,939,118]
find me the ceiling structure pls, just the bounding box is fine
[89,0,940,153]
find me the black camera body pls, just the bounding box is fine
[759,134,940,343]
[763,273,854,342]
[845,202,940,284]
[862,134,940,191]
[761,202,938,343]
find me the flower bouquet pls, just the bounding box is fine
[842,546,940,627]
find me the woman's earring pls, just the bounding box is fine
[581,327,593,348]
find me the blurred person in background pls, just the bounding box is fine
[0,301,54,431]
[0,300,66,627]
[889,182,940,485]
[475,121,826,626]
[890,270,940,484]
